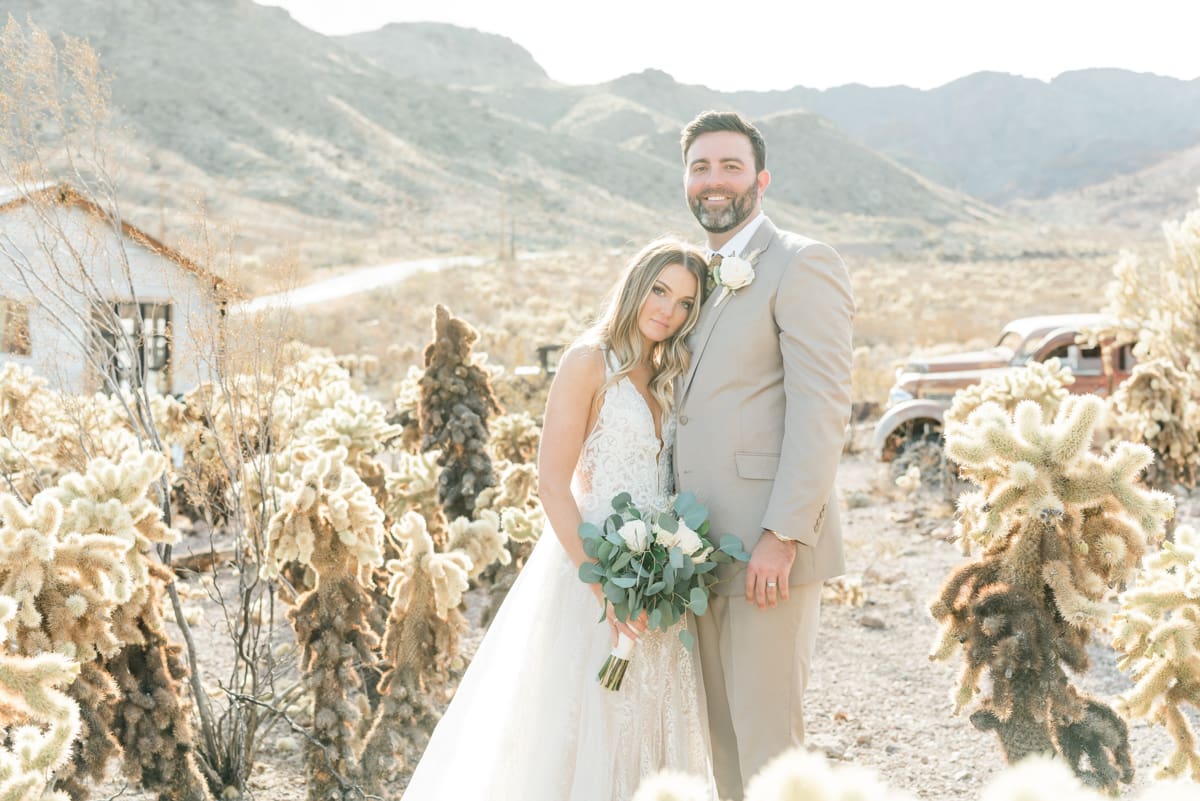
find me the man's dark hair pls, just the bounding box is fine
[680,110,766,173]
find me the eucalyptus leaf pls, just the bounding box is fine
[663,561,675,588]
[679,628,695,650]
[603,581,626,605]
[656,512,679,534]
[693,561,717,574]
[677,558,695,582]
[598,540,614,561]
[649,607,663,630]
[669,547,684,569]
[578,522,603,540]
[646,580,666,596]
[611,576,637,589]
[578,562,605,584]
[673,492,698,514]
[612,551,633,572]
[683,506,708,530]
[612,492,632,512]
[613,601,630,622]
[689,587,709,616]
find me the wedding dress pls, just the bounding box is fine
[401,361,716,801]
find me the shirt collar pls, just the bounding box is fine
[706,212,766,260]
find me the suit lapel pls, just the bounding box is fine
[680,218,778,405]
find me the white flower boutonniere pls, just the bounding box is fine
[713,249,760,308]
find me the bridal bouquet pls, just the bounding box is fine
[577,491,750,690]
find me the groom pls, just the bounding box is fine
[674,110,855,799]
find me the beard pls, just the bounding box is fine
[689,181,758,233]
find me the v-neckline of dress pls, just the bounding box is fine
[620,377,665,459]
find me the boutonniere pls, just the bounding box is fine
[713,249,760,308]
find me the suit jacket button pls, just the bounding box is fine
[679,415,689,425]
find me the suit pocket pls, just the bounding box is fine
[734,451,780,480]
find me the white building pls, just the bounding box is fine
[0,183,231,395]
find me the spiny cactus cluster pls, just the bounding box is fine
[1108,359,1199,491]
[419,305,502,521]
[0,451,210,800]
[0,363,142,499]
[0,595,81,801]
[931,396,1175,790]
[944,358,1075,428]
[488,412,541,465]
[259,444,385,801]
[242,329,521,800]
[1112,523,1200,781]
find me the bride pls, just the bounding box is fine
[401,239,717,800]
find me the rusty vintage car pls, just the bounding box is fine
[872,314,1136,474]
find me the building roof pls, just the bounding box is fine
[0,183,238,298]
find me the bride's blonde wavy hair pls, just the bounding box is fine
[578,237,708,417]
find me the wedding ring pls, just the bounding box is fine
[766,581,777,588]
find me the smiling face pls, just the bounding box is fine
[684,130,770,236]
[637,262,699,344]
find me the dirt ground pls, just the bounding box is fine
[98,445,1198,801]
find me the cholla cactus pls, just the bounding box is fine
[359,511,479,786]
[743,748,904,801]
[384,449,443,532]
[931,396,1174,790]
[0,596,81,801]
[1109,359,1199,490]
[945,358,1075,427]
[261,444,384,801]
[1112,524,1200,780]
[0,451,210,800]
[488,412,541,464]
[630,771,712,801]
[391,365,424,452]
[419,305,502,521]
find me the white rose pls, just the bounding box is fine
[652,523,679,550]
[717,256,755,290]
[618,519,650,552]
[691,546,714,565]
[674,521,704,555]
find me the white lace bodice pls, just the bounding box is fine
[572,364,676,525]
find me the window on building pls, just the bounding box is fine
[0,298,31,356]
[94,302,172,394]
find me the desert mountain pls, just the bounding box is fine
[727,70,1200,203]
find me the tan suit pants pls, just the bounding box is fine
[696,583,823,801]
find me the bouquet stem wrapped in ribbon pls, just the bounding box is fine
[579,491,749,691]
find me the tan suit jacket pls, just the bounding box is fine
[675,217,853,594]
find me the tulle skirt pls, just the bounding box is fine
[400,529,716,801]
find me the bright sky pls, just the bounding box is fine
[255,0,1200,91]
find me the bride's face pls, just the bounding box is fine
[637,262,698,343]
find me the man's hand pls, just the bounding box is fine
[745,530,797,609]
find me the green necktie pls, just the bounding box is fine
[706,253,722,296]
